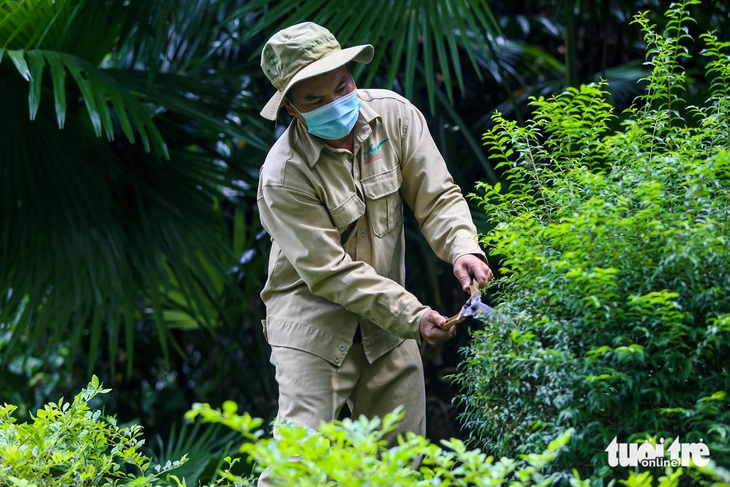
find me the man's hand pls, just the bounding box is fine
[419,309,455,347]
[453,254,493,293]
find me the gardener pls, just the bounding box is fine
[256,20,492,461]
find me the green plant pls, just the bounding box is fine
[187,401,730,486]
[3,379,727,486]
[0,376,187,487]
[453,1,730,480]
[0,0,259,376]
[148,420,241,486]
[187,401,577,486]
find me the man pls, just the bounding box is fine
[256,21,491,456]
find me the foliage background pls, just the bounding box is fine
[1,0,729,477]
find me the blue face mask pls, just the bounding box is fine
[294,89,360,140]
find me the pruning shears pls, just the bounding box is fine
[442,281,494,330]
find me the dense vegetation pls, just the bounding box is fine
[2,377,728,485]
[455,1,730,481]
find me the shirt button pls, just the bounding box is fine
[359,229,366,237]
[334,356,341,364]
[338,344,346,352]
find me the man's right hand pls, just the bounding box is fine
[419,309,455,347]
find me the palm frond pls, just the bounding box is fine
[229,0,501,113]
[1,49,169,156]
[112,0,251,73]
[150,420,241,485]
[109,68,272,153]
[0,0,124,62]
[0,85,235,374]
[1,0,170,157]
[0,0,247,374]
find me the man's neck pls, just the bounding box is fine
[322,130,354,152]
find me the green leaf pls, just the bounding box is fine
[7,49,30,80]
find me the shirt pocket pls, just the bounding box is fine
[361,166,403,237]
[329,191,366,235]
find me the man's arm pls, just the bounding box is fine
[397,102,492,289]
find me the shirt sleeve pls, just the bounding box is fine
[397,103,486,264]
[258,169,428,341]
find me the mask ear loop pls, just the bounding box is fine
[277,97,296,129]
[282,98,303,128]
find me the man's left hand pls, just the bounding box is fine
[453,254,493,293]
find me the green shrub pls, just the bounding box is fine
[0,376,187,487]
[188,401,730,486]
[453,1,730,480]
[187,401,577,486]
[3,378,728,486]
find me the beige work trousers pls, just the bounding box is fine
[257,338,426,486]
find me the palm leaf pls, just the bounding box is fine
[108,68,272,153]
[1,49,168,157]
[1,0,170,157]
[0,0,251,375]
[112,0,250,73]
[0,86,234,374]
[0,0,124,63]
[150,420,240,485]
[229,0,501,113]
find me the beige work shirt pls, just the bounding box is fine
[257,88,485,367]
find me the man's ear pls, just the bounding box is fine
[283,98,297,118]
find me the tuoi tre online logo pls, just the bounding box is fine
[605,436,711,468]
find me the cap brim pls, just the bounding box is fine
[260,44,374,121]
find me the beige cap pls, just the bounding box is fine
[260,22,374,120]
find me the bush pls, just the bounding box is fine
[188,400,730,486]
[187,402,576,486]
[3,378,728,486]
[453,1,730,480]
[0,376,188,487]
